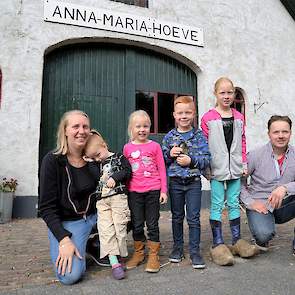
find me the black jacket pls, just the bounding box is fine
[39,152,100,242]
[97,152,132,198]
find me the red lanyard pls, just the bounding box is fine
[277,154,285,175]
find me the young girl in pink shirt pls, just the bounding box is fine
[123,110,168,273]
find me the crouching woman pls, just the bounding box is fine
[39,110,100,285]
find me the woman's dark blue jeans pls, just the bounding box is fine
[169,177,202,256]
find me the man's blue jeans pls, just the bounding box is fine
[246,195,295,245]
[169,177,202,256]
[48,214,97,285]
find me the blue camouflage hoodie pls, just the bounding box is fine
[162,128,211,178]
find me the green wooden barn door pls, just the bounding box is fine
[127,47,197,144]
[40,43,197,163]
[40,44,126,161]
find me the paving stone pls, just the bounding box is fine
[0,210,294,294]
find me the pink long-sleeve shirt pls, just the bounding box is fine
[123,140,167,193]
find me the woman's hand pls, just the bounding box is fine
[56,237,82,276]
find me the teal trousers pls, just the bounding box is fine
[210,178,241,221]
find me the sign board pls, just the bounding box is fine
[44,0,204,47]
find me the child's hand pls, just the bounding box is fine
[170,145,183,158]
[204,168,212,180]
[159,193,168,204]
[242,168,248,177]
[176,154,191,166]
[83,155,94,162]
[106,177,116,188]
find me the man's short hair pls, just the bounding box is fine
[174,96,195,110]
[267,115,292,130]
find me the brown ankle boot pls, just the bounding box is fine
[145,241,160,273]
[126,241,145,270]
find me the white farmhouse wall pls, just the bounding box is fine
[0,0,295,196]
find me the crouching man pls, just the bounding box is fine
[240,115,295,255]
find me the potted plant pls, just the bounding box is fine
[0,177,18,223]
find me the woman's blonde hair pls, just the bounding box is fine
[54,110,89,155]
[85,129,108,151]
[127,110,151,140]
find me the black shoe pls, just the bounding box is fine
[169,247,184,263]
[86,236,111,267]
[95,256,111,267]
[86,250,111,267]
[191,253,206,269]
[292,238,295,256]
[254,241,269,252]
[90,225,99,236]
[127,221,133,233]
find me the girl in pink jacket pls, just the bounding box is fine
[201,77,256,266]
[123,110,168,273]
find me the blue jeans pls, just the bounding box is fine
[247,195,295,245]
[169,177,202,256]
[210,179,241,221]
[48,214,97,285]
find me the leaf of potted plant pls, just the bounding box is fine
[0,178,18,223]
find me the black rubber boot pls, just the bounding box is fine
[229,218,241,245]
[229,218,257,258]
[209,220,234,266]
[210,220,224,247]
